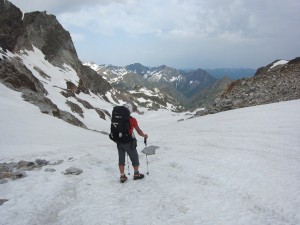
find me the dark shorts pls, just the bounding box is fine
[117,140,139,167]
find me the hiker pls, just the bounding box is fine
[110,103,148,183]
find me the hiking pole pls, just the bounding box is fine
[126,153,130,175]
[144,137,149,175]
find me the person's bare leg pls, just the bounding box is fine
[119,164,127,182]
[119,164,125,175]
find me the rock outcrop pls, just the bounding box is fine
[196,58,300,116]
[0,0,25,52]
[21,9,111,96]
[0,0,111,128]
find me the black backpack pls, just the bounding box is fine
[109,106,133,143]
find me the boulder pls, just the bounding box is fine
[64,167,83,175]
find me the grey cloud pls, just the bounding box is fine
[7,0,300,68]
[10,0,300,39]
[9,0,134,14]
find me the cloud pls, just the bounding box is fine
[8,0,300,68]
[10,0,300,40]
[58,0,299,38]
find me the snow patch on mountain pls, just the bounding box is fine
[269,60,289,71]
[271,59,289,68]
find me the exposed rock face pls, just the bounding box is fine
[76,64,111,95]
[0,59,42,92]
[22,10,111,95]
[0,0,111,97]
[196,58,300,116]
[0,0,24,51]
[23,11,79,68]
[0,1,111,129]
[0,0,32,52]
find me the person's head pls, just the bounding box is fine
[124,103,133,113]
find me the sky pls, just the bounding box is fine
[9,0,300,69]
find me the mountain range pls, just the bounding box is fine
[0,0,299,131]
[84,62,233,109]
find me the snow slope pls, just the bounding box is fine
[0,46,118,132]
[0,82,300,225]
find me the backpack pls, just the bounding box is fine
[109,106,133,143]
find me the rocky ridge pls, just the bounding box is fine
[196,59,300,116]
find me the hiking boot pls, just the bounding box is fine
[120,174,128,183]
[133,173,144,180]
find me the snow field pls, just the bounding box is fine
[1,82,300,225]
